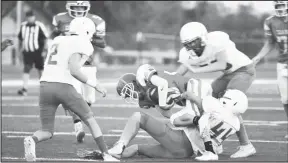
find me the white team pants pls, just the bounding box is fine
[277,63,288,104]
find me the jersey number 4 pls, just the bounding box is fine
[210,121,233,142]
[47,44,58,65]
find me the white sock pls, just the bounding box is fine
[23,73,29,89]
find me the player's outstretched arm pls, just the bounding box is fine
[172,113,198,127]
[252,40,274,65]
[68,53,106,97]
[175,64,189,76]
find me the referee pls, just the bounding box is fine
[17,10,49,96]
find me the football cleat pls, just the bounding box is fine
[77,149,103,160]
[195,151,218,161]
[17,88,27,96]
[108,141,126,159]
[74,122,85,143]
[24,136,36,162]
[230,143,256,158]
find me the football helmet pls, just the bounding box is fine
[219,89,248,114]
[69,17,96,40]
[274,1,288,17]
[116,73,140,104]
[180,22,208,57]
[66,1,91,18]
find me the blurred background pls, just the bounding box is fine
[1,1,277,66]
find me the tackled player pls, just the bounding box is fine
[23,17,118,162]
[108,64,212,159]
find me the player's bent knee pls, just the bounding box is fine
[131,112,142,122]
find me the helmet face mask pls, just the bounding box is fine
[117,73,140,105]
[180,22,208,57]
[66,1,91,18]
[274,1,288,17]
[182,37,206,57]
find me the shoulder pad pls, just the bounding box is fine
[88,14,104,24]
[56,12,68,17]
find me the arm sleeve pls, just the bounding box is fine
[263,19,275,43]
[136,64,158,86]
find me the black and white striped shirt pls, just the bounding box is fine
[18,21,49,52]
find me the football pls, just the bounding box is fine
[148,87,184,106]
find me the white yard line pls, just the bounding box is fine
[1,156,96,162]
[1,95,281,102]
[2,114,288,126]
[1,103,284,110]
[1,79,279,87]
[2,131,287,144]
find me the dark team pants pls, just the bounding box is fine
[23,49,44,73]
[128,112,194,158]
[211,64,256,98]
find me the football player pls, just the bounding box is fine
[106,64,213,159]
[51,1,106,143]
[252,1,288,139]
[173,22,256,158]
[23,17,118,162]
[175,89,249,161]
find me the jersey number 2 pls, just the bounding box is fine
[47,44,58,65]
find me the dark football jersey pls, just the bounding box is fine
[264,15,288,63]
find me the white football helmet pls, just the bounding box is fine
[219,89,248,114]
[69,17,96,40]
[179,22,208,56]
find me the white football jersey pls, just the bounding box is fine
[40,36,94,88]
[136,64,157,87]
[202,96,240,145]
[178,31,252,74]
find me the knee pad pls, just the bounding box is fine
[24,65,32,73]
